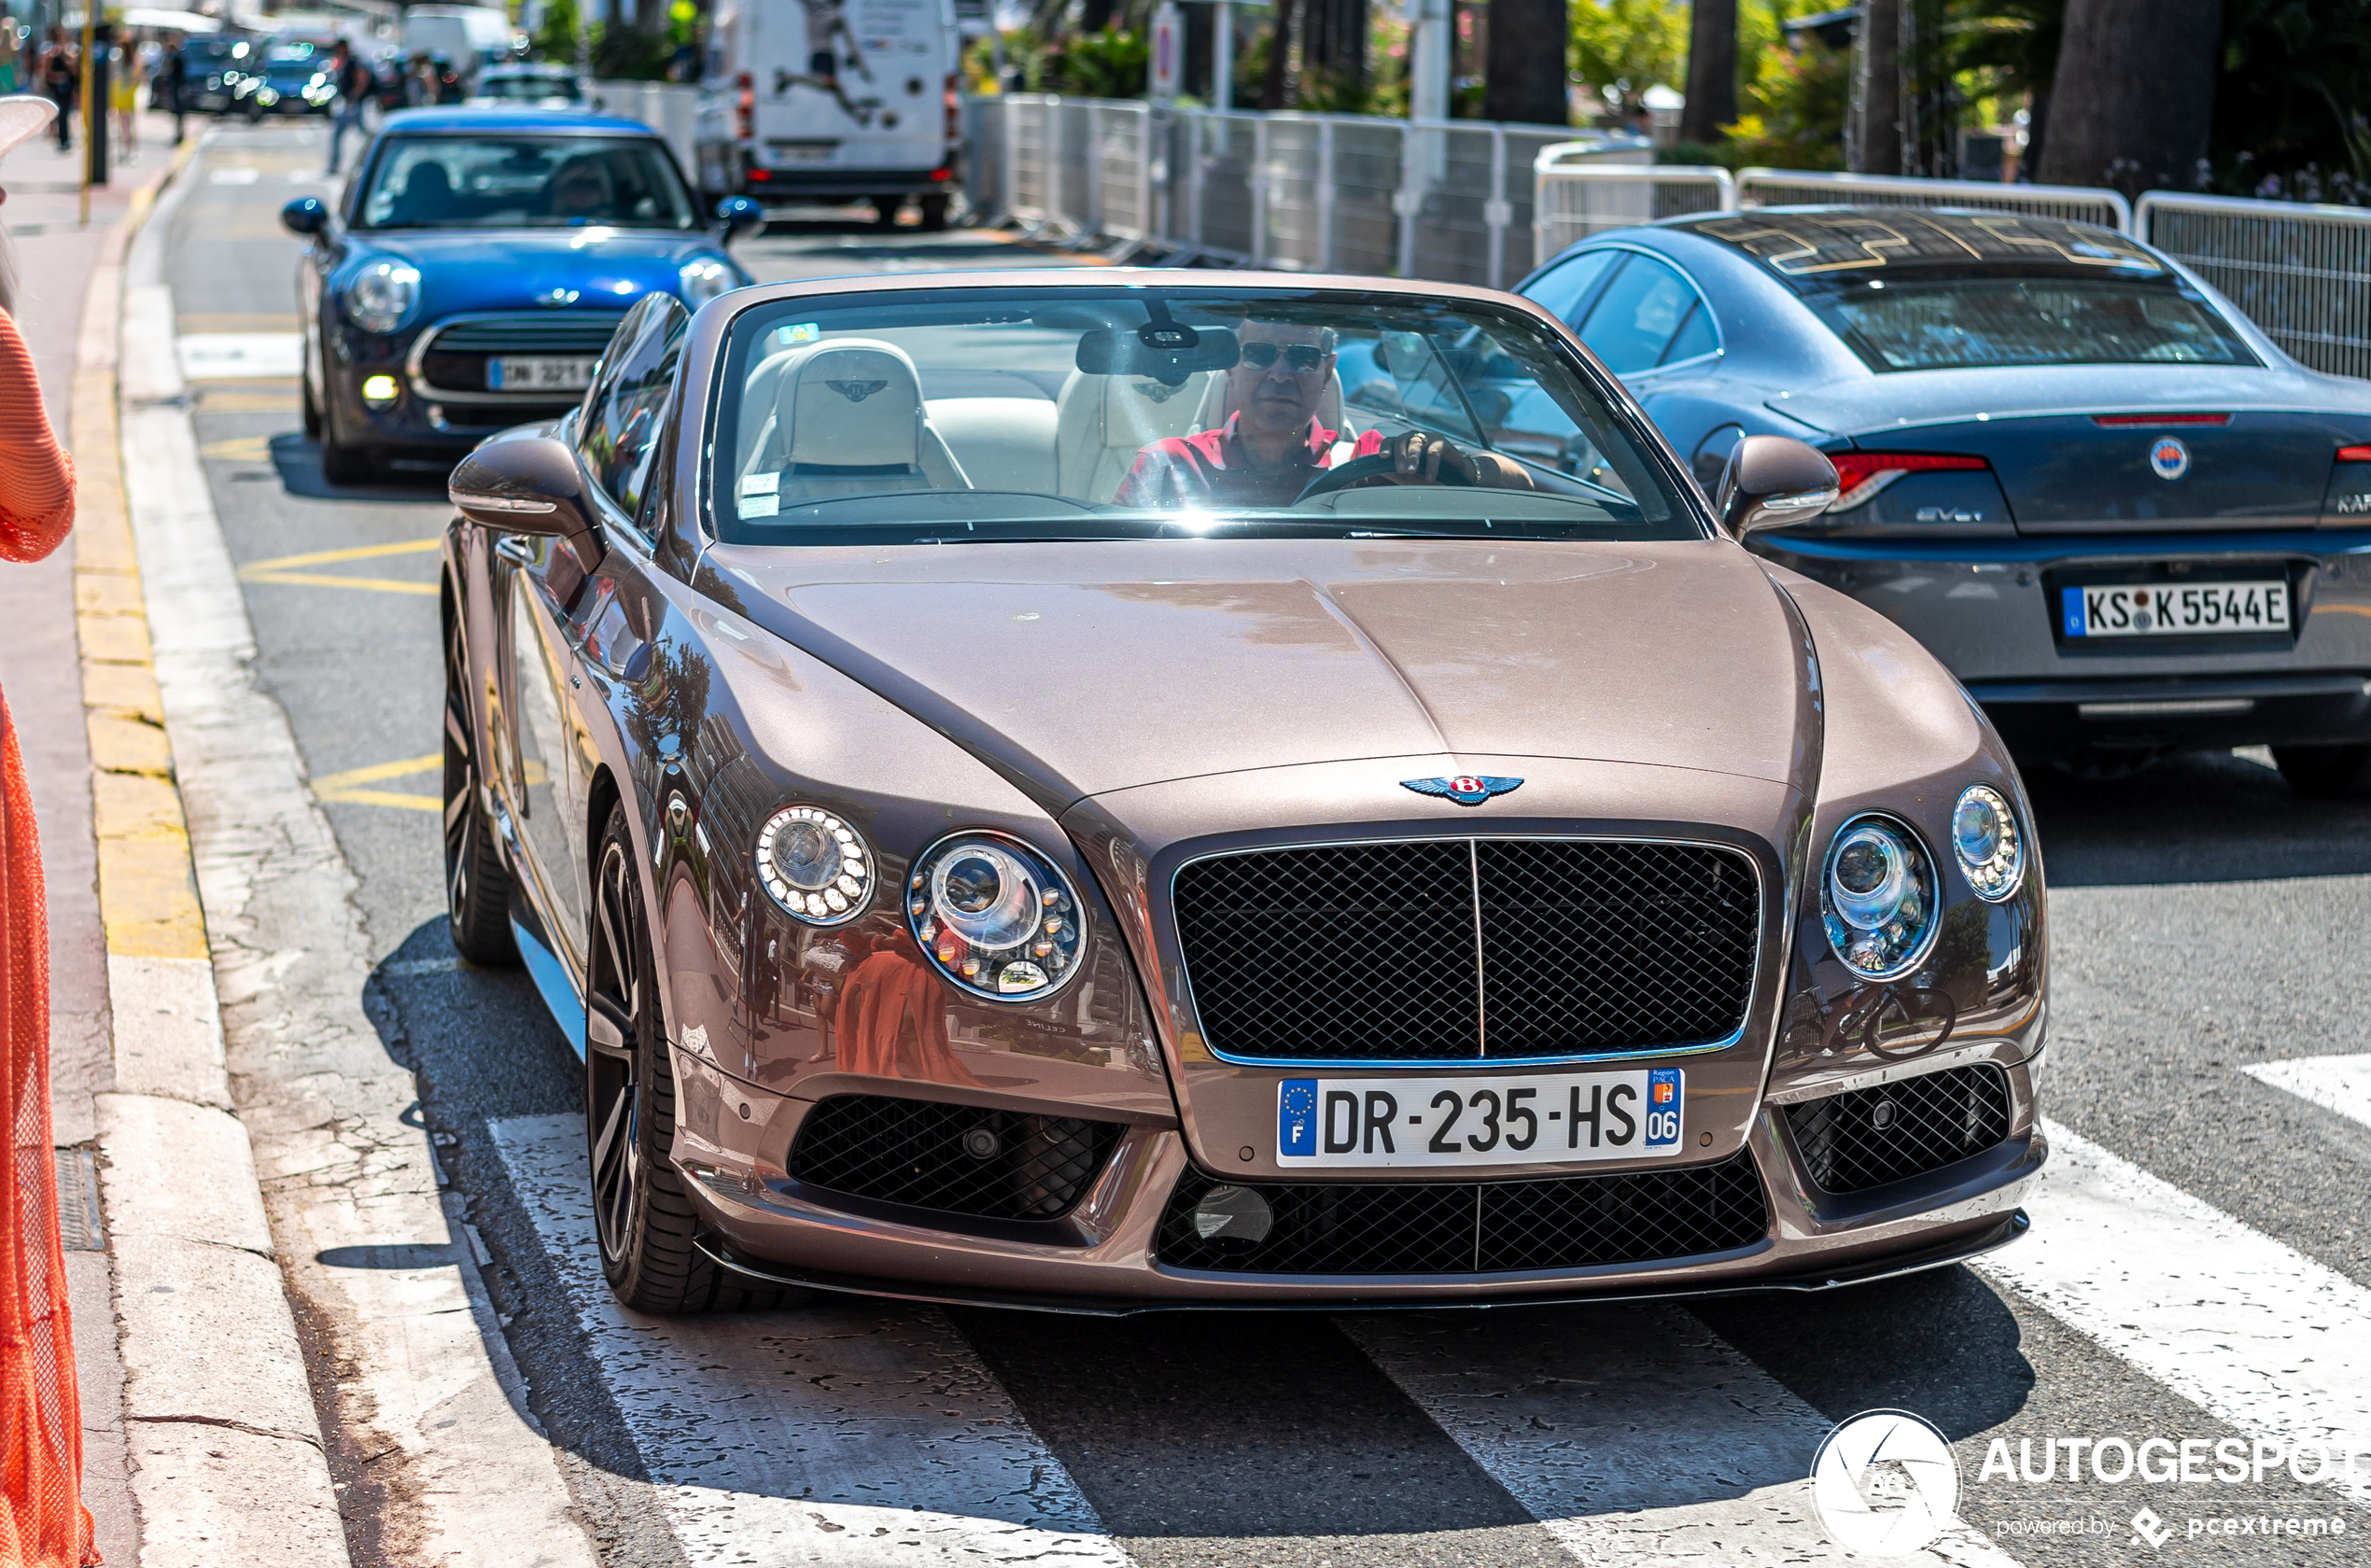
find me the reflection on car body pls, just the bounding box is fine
[1518,207,2371,793]
[440,270,2047,1315]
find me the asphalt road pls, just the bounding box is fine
[167,120,2371,1568]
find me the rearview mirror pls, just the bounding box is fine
[448,435,604,571]
[281,196,330,236]
[1716,435,1840,538]
[1075,324,1240,386]
[715,195,765,243]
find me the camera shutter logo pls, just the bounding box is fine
[1809,1409,1960,1556]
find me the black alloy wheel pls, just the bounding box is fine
[442,595,518,964]
[586,805,800,1313]
[916,192,950,231]
[2272,743,2371,798]
[869,194,901,230]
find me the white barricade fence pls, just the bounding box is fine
[588,80,702,191]
[962,93,1005,220]
[1733,168,2135,232]
[1532,147,1727,265]
[2139,191,2371,379]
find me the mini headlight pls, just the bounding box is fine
[1821,815,1940,981]
[906,832,1084,1001]
[678,257,736,306]
[343,260,419,334]
[1951,784,2024,902]
[755,805,873,925]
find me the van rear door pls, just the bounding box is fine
[746,0,953,179]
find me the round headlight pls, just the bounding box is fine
[1821,815,1940,981]
[678,257,737,306]
[343,260,420,334]
[905,832,1084,1001]
[1951,783,2024,902]
[755,805,872,925]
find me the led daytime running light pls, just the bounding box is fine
[1951,784,2025,902]
[754,805,872,926]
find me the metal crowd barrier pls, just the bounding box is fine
[1533,147,1729,261]
[2138,191,2371,380]
[1733,169,2135,232]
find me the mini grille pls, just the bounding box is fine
[425,312,631,356]
[787,1094,1124,1222]
[1172,840,1759,1062]
[1156,1155,1768,1275]
[1784,1063,2013,1194]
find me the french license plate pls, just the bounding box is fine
[1277,1069,1684,1169]
[486,357,596,392]
[767,141,838,164]
[2062,580,2291,637]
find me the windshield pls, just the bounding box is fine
[477,73,582,100]
[1805,275,2256,372]
[357,135,696,231]
[709,287,1696,545]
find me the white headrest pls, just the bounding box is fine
[776,338,926,469]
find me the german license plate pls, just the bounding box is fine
[487,356,596,392]
[1277,1069,1684,1169]
[2062,580,2290,637]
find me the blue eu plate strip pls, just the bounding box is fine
[2062,587,2086,637]
[1278,1079,1318,1157]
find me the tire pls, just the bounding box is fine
[302,359,323,440]
[916,193,950,231]
[320,437,375,485]
[869,194,901,230]
[442,597,517,966]
[586,805,803,1314]
[2272,743,2371,798]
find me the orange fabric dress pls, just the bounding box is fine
[0,304,94,1568]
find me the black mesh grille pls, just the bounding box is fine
[1156,1155,1768,1275]
[1171,839,1759,1062]
[427,312,632,354]
[788,1095,1124,1221]
[1784,1064,2014,1194]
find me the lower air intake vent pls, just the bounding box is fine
[788,1095,1124,1221]
[1784,1063,2013,1194]
[1156,1155,1767,1275]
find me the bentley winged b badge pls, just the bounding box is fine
[1401,775,1523,806]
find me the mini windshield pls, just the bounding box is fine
[477,73,582,100]
[709,287,1696,545]
[357,135,696,231]
[1806,275,2256,372]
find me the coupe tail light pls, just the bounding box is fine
[2091,413,2232,427]
[1827,452,1990,512]
[2337,444,2371,462]
[736,71,754,143]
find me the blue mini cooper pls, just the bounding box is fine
[283,108,761,483]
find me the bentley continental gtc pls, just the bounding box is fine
[440,271,2048,1313]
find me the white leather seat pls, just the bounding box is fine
[1052,369,1219,502]
[737,338,969,501]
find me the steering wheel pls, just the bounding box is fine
[1293,450,1476,505]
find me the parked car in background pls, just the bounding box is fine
[280,108,761,483]
[469,63,583,107]
[173,35,257,113]
[232,35,339,119]
[1520,208,2371,792]
[694,0,961,230]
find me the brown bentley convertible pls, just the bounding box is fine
[440,269,2047,1313]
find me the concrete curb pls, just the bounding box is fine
[71,136,358,1568]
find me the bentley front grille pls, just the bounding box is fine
[1171,839,1761,1063]
[1784,1063,2014,1194]
[1156,1155,1769,1275]
[787,1094,1125,1223]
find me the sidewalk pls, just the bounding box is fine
[2,105,192,1568]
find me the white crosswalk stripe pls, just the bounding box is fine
[488,1115,1129,1568]
[2243,1054,2371,1134]
[1343,1308,2020,1566]
[1975,1118,2371,1500]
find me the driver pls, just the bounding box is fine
[547,153,617,222]
[1113,319,1493,508]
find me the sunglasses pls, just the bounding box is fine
[1240,341,1326,372]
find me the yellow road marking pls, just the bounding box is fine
[201,434,275,463]
[316,753,442,812]
[324,787,442,810]
[238,539,442,596]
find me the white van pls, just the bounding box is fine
[694,0,961,229]
[400,5,512,85]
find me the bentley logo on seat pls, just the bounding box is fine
[826,379,890,402]
[1401,776,1523,806]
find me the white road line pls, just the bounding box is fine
[1976,1118,2371,1496]
[2243,1054,2371,1133]
[1342,1309,2018,1566]
[487,1115,1129,1568]
[177,331,303,380]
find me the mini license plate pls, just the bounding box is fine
[1278,1069,1684,1169]
[2061,580,2291,637]
[487,356,597,392]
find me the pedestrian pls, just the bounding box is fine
[155,31,185,145]
[0,19,20,94]
[0,89,98,1568]
[109,42,137,161]
[324,36,371,175]
[36,30,71,148]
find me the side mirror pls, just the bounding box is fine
[448,435,604,570]
[715,195,765,243]
[1716,435,1841,538]
[281,196,330,236]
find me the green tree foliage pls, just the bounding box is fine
[2214,0,2371,200]
[1569,0,1687,113]
[1723,26,1849,168]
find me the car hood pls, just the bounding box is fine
[701,538,1817,805]
[1762,362,2371,437]
[356,230,716,318]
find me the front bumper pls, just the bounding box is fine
[325,322,585,455]
[1760,528,2371,758]
[669,1044,2047,1312]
